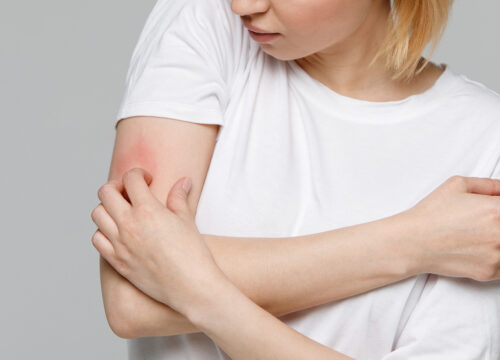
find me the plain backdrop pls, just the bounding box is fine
[1,1,498,359]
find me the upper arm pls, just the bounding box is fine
[108,115,219,213]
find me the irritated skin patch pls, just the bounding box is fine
[112,131,158,202]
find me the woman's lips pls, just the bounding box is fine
[248,30,280,43]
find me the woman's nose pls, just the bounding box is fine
[231,0,270,17]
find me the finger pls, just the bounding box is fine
[91,204,119,243]
[166,176,194,220]
[98,181,131,222]
[92,229,116,263]
[464,176,500,196]
[122,167,155,207]
[105,178,131,203]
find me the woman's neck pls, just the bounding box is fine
[294,1,444,102]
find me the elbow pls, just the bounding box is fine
[108,312,138,340]
[103,293,141,339]
[99,257,142,339]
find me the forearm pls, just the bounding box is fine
[184,274,354,360]
[100,254,200,338]
[100,211,423,338]
[207,211,422,316]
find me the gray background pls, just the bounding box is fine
[1,0,498,359]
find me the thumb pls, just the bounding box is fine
[166,176,193,220]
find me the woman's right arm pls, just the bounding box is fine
[98,116,500,339]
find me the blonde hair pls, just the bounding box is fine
[372,0,455,81]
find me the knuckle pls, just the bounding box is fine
[113,252,131,275]
[122,170,132,181]
[136,202,156,217]
[97,186,104,199]
[120,222,133,236]
[448,175,465,186]
[489,252,500,268]
[91,204,103,220]
[485,267,496,281]
[478,263,497,282]
[91,207,98,222]
[442,175,465,191]
[124,167,141,179]
[98,183,112,199]
[113,246,125,261]
[118,215,133,233]
[118,210,137,233]
[91,230,101,245]
[115,261,129,277]
[485,201,500,219]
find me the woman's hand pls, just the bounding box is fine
[403,175,500,281]
[90,167,224,315]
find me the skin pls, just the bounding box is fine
[91,0,500,358]
[234,0,444,101]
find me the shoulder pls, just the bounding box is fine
[195,0,233,13]
[145,0,237,31]
[182,0,239,28]
[438,66,500,167]
[445,66,500,113]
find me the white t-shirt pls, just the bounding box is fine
[115,0,500,359]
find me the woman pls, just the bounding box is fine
[91,0,500,358]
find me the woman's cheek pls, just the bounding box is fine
[282,0,372,42]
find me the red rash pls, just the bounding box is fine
[113,133,158,186]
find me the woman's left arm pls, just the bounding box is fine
[181,269,354,360]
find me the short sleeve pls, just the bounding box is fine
[380,275,500,359]
[114,0,236,129]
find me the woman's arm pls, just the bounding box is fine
[203,212,419,317]
[180,268,355,360]
[99,115,221,338]
[104,212,419,339]
[99,115,422,339]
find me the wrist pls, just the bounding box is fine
[170,270,235,324]
[388,211,428,276]
[182,273,242,331]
